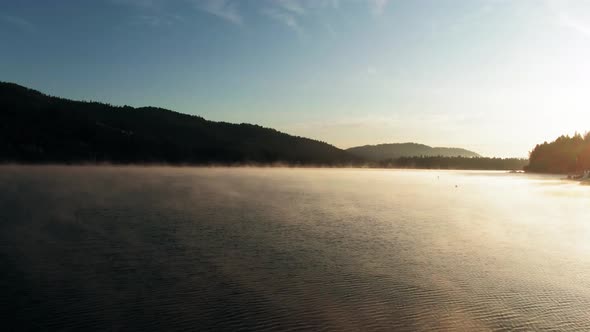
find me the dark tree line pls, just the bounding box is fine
[376,156,528,171]
[525,133,590,174]
[1,81,533,170]
[0,82,357,165]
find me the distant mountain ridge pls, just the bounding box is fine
[0,82,356,165]
[346,143,480,161]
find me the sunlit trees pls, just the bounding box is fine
[526,133,590,173]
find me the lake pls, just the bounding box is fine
[2,166,590,331]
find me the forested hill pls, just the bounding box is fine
[346,143,480,161]
[0,82,356,165]
[525,133,590,173]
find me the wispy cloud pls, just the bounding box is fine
[132,14,183,27]
[369,0,389,16]
[259,0,339,34]
[193,0,243,25]
[113,0,243,26]
[0,15,34,32]
[114,0,388,30]
[258,0,390,35]
[276,0,306,15]
[261,7,302,34]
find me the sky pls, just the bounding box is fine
[2,0,590,157]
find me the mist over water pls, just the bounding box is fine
[2,166,590,331]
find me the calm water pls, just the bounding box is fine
[2,166,590,331]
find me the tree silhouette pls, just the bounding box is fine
[526,133,590,173]
[0,82,356,165]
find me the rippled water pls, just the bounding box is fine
[2,166,590,331]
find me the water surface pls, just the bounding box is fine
[2,166,590,331]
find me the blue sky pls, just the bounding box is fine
[2,0,590,157]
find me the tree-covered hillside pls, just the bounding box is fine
[525,133,590,173]
[0,82,356,165]
[346,143,480,161]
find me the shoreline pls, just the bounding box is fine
[0,162,529,172]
